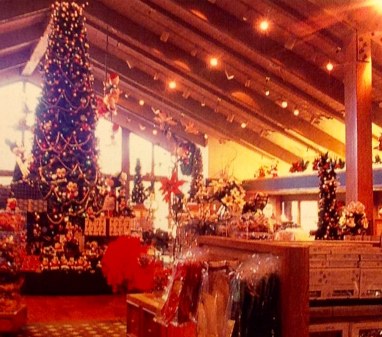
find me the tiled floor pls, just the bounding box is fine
[3,295,127,336]
[24,294,126,323]
[16,321,126,337]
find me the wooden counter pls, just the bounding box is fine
[0,305,27,333]
[126,293,196,337]
[198,236,310,337]
[198,236,382,337]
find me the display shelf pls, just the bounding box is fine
[243,167,382,195]
[0,211,27,333]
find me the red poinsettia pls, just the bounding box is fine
[160,171,185,203]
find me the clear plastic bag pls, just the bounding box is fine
[197,260,239,337]
[157,247,205,326]
[226,254,281,337]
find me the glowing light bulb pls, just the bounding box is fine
[293,108,300,116]
[138,99,145,106]
[326,62,334,72]
[259,20,269,32]
[209,57,218,67]
[241,122,247,128]
[281,100,288,108]
[168,80,177,89]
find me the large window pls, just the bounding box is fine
[0,82,39,184]
[95,119,122,174]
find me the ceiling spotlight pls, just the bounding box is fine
[226,114,235,123]
[293,108,300,116]
[281,100,288,108]
[265,89,270,96]
[168,80,177,89]
[259,19,269,32]
[241,122,247,128]
[160,31,170,42]
[152,129,158,135]
[326,62,334,72]
[209,57,219,67]
[138,99,145,106]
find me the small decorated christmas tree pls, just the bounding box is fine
[315,153,341,239]
[131,159,146,204]
[189,146,203,200]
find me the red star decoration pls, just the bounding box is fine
[160,171,185,203]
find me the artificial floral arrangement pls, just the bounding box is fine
[313,157,345,170]
[207,178,246,214]
[289,159,309,173]
[339,201,368,236]
[255,163,278,179]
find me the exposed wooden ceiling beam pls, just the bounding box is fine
[92,75,207,147]
[0,49,30,72]
[84,12,345,158]
[0,0,50,23]
[89,45,300,163]
[87,1,343,122]
[0,24,42,57]
[137,0,345,112]
[22,20,51,76]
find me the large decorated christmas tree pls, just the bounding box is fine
[29,1,105,223]
[315,153,341,239]
[131,159,146,204]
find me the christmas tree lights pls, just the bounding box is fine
[29,1,105,223]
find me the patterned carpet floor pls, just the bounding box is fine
[13,321,126,337]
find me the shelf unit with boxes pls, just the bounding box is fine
[197,236,382,337]
[0,211,27,333]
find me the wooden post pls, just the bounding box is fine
[121,128,130,197]
[344,32,374,231]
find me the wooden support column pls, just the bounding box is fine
[121,128,130,197]
[344,32,374,230]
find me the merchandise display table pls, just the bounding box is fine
[126,293,196,337]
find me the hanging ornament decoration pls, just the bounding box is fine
[102,72,121,114]
[182,121,199,135]
[153,111,177,139]
[159,171,185,203]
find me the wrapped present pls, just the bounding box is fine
[16,199,47,213]
[27,199,47,212]
[16,200,28,212]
